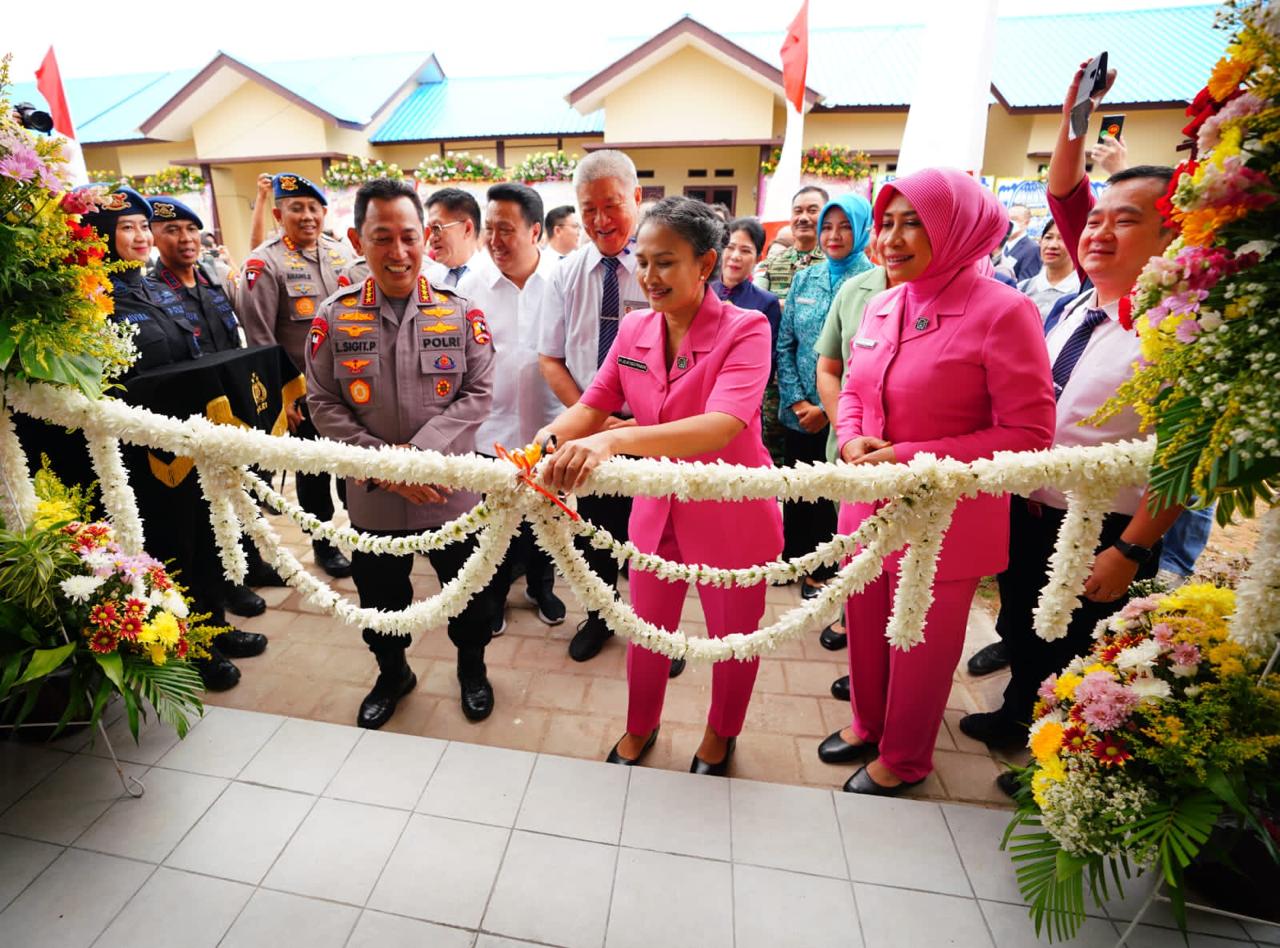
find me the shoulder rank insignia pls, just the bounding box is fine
[417,274,433,303]
[341,358,371,374]
[308,316,328,357]
[348,379,371,404]
[338,325,376,337]
[468,309,491,346]
[361,277,377,307]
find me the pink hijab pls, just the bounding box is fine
[873,167,1007,313]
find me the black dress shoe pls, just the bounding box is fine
[313,540,352,578]
[830,675,850,702]
[691,737,736,776]
[358,663,417,730]
[996,770,1022,800]
[957,710,1027,751]
[244,560,287,588]
[194,646,240,691]
[843,764,925,796]
[819,626,847,651]
[606,728,659,765]
[801,581,823,600]
[668,658,686,678]
[213,629,268,659]
[222,583,266,618]
[966,641,1010,677]
[568,614,613,662]
[818,730,877,764]
[524,588,566,626]
[458,672,494,721]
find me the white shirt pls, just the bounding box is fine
[537,239,644,394]
[1018,268,1082,319]
[426,248,489,288]
[460,254,562,453]
[1031,292,1146,515]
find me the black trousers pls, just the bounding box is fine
[575,492,632,597]
[781,425,837,581]
[351,529,497,676]
[490,522,556,603]
[294,410,336,524]
[996,495,1160,727]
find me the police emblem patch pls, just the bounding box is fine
[348,379,372,404]
[435,378,452,397]
[102,192,130,211]
[295,297,316,317]
[279,175,299,191]
[244,258,265,290]
[468,309,491,345]
[338,325,376,337]
[308,316,328,357]
[152,202,176,219]
[433,354,456,370]
[341,358,371,374]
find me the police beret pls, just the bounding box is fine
[272,172,327,206]
[80,185,152,239]
[148,195,203,230]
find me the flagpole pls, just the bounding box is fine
[35,47,89,187]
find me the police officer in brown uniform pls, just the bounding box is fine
[237,172,354,578]
[305,178,501,728]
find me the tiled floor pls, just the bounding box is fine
[2,706,1269,948]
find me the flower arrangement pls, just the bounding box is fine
[323,155,404,190]
[134,166,204,196]
[415,151,505,184]
[1003,581,1280,941]
[87,169,127,187]
[1093,1,1280,522]
[0,466,215,739]
[0,59,136,396]
[509,150,577,183]
[761,144,872,179]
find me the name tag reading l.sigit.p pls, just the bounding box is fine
[617,356,648,372]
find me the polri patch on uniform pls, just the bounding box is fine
[244,258,265,290]
[433,354,456,370]
[341,358,371,374]
[348,379,372,404]
[295,297,316,317]
[617,356,647,372]
[308,316,328,357]
[468,309,491,345]
[435,378,452,398]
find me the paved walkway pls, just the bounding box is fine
[1,706,1271,947]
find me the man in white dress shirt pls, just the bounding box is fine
[425,188,485,287]
[463,183,567,631]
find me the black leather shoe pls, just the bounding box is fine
[818,730,877,764]
[244,559,287,588]
[213,629,268,659]
[801,581,823,600]
[569,614,613,662]
[194,646,240,691]
[524,588,566,626]
[222,583,266,618]
[606,728,659,765]
[458,671,494,721]
[957,710,1027,751]
[996,770,1021,800]
[668,658,686,678]
[313,540,352,578]
[690,737,736,777]
[491,610,507,637]
[843,764,925,796]
[819,626,847,651]
[830,675,850,702]
[966,641,1010,677]
[358,663,417,730]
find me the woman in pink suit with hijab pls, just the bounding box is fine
[817,168,1056,795]
[539,196,782,776]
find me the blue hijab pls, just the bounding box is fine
[818,193,873,288]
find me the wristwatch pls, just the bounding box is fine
[1112,538,1153,564]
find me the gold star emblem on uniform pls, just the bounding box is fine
[915,318,929,331]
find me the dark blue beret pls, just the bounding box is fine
[80,186,152,237]
[148,195,203,230]
[272,172,327,206]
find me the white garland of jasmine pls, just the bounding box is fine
[885,484,958,650]
[83,432,145,555]
[0,400,37,530]
[197,464,248,585]
[1031,487,1114,642]
[1229,502,1280,656]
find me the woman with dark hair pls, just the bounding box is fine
[538,196,782,776]
[709,217,782,372]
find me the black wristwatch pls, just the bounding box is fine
[1112,538,1153,564]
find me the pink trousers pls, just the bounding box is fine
[846,570,980,783]
[626,518,766,737]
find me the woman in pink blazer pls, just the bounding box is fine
[819,168,1056,795]
[539,197,783,776]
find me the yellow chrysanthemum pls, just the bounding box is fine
[144,611,181,648]
[147,643,167,665]
[33,498,77,530]
[1082,663,1110,677]
[1159,583,1236,623]
[1055,672,1083,702]
[1031,721,1065,762]
[1031,755,1066,809]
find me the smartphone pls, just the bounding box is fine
[1098,113,1125,143]
[1070,51,1109,140]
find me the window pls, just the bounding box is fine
[637,169,655,179]
[687,169,707,178]
[683,186,736,214]
[640,186,665,200]
[713,169,734,178]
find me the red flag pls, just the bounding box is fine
[780,0,810,113]
[35,47,76,139]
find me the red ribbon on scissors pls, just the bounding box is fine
[494,441,580,521]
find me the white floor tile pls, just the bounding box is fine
[734,863,861,948]
[0,834,61,911]
[833,794,970,896]
[1104,874,1251,939]
[75,768,227,863]
[605,847,731,948]
[944,804,1039,905]
[416,742,535,827]
[485,830,616,948]
[263,797,408,904]
[730,779,847,878]
[93,867,253,948]
[1116,926,1253,946]
[854,883,993,948]
[83,713,182,766]
[620,766,731,861]
[219,888,359,948]
[0,743,72,812]
[325,730,446,810]
[164,781,312,883]
[1246,920,1280,945]
[347,910,475,948]
[0,754,146,845]
[237,717,361,794]
[981,899,1118,947]
[154,706,283,778]
[475,937,551,948]
[0,848,151,948]
[516,753,628,844]
[369,813,509,928]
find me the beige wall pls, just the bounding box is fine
[982,106,1034,177]
[619,145,761,214]
[605,45,775,143]
[193,82,328,160]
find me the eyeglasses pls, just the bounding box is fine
[429,220,465,238]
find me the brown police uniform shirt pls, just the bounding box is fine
[238,232,353,371]
[304,274,495,532]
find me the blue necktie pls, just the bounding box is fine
[1051,308,1108,401]
[447,265,468,286]
[597,256,621,367]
